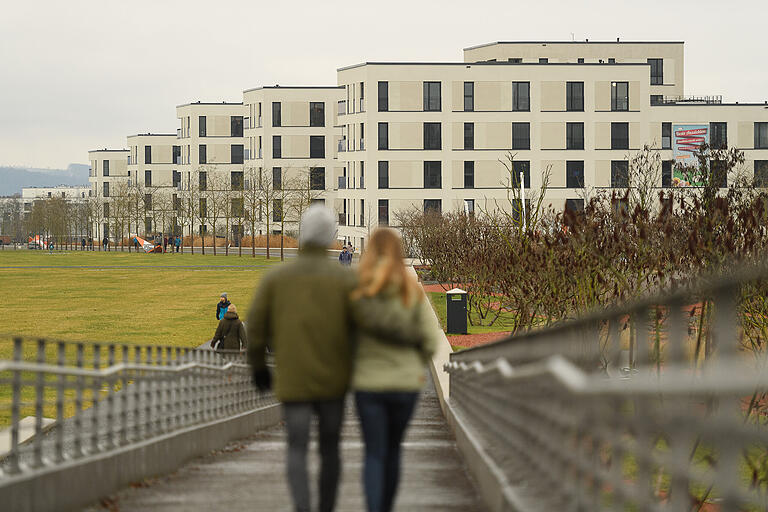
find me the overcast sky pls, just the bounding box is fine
[1,0,766,169]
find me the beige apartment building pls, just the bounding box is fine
[334,41,768,249]
[242,86,344,234]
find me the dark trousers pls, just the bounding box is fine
[283,399,345,512]
[355,391,419,512]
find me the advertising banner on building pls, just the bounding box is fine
[672,124,709,186]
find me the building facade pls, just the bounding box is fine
[87,40,768,249]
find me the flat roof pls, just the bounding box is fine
[126,133,177,138]
[337,61,651,71]
[464,40,685,51]
[243,85,343,93]
[176,101,244,108]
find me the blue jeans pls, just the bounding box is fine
[355,391,419,512]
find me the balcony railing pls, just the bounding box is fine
[243,149,250,161]
[338,213,347,226]
[127,156,132,165]
[338,100,346,116]
[174,156,182,165]
[359,139,365,151]
[177,128,182,138]
[658,95,723,105]
[338,139,347,153]
[337,176,347,190]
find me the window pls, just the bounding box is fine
[712,160,727,188]
[611,160,629,188]
[103,160,109,177]
[651,95,664,106]
[464,199,475,217]
[231,144,244,164]
[310,136,325,158]
[272,167,282,190]
[423,161,441,189]
[145,170,152,187]
[566,123,584,150]
[662,123,672,149]
[611,82,629,111]
[273,136,281,158]
[378,199,389,225]
[231,171,243,191]
[310,167,325,190]
[378,122,388,150]
[754,161,768,187]
[199,144,207,164]
[512,82,530,111]
[464,82,474,111]
[197,116,206,138]
[103,203,110,218]
[173,193,181,211]
[173,170,181,188]
[710,122,727,149]
[144,145,152,164]
[509,58,522,63]
[231,198,244,217]
[231,116,243,137]
[756,123,768,149]
[565,199,584,214]
[102,182,109,197]
[424,123,441,150]
[199,171,207,191]
[648,58,663,85]
[566,161,584,188]
[423,199,442,213]
[378,161,389,189]
[173,145,181,164]
[199,198,207,218]
[144,193,152,211]
[608,58,616,64]
[360,161,364,188]
[512,161,531,188]
[145,218,152,234]
[662,161,672,187]
[310,102,325,127]
[566,82,584,111]
[378,81,388,112]
[577,58,585,63]
[273,199,282,222]
[611,123,629,150]
[464,161,474,188]
[359,82,364,110]
[272,102,281,127]
[511,123,530,150]
[539,58,548,64]
[464,123,474,150]
[423,81,441,111]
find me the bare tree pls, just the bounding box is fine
[243,166,262,258]
[205,172,228,256]
[288,166,325,241]
[258,167,281,259]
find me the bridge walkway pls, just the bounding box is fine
[86,377,483,511]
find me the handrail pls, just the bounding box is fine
[446,260,768,511]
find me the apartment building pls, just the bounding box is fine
[242,86,344,233]
[175,102,247,237]
[334,41,768,249]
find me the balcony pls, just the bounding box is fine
[338,100,346,116]
[338,213,347,226]
[244,149,250,161]
[359,98,364,112]
[657,95,723,105]
[127,156,132,165]
[359,139,365,151]
[174,156,182,165]
[359,215,365,227]
[338,139,347,153]
[337,176,347,189]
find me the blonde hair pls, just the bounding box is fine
[227,304,237,314]
[352,228,421,306]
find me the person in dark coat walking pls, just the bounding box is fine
[211,304,247,351]
[216,293,231,320]
[81,238,86,250]
[102,236,109,251]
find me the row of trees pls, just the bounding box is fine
[1,166,325,259]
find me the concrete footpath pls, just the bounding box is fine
[85,378,483,511]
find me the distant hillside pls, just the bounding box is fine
[0,164,90,195]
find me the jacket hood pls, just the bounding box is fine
[224,311,239,320]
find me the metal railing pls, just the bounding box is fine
[0,336,275,477]
[660,95,723,105]
[445,263,768,511]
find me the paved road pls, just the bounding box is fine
[85,378,483,511]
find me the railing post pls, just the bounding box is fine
[7,337,23,474]
[120,344,129,446]
[91,343,101,454]
[54,341,66,463]
[145,346,154,438]
[133,345,142,440]
[73,342,84,458]
[32,338,46,468]
[105,344,116,449]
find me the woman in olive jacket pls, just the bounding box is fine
[211,304,247,352]
[350,228,439,512]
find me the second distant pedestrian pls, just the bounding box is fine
[216,293,231,320]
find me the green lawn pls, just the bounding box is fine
[0,250,280,354]
[427,291,518,335]
[0,250,282,426]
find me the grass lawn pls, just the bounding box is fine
[0,250,282,426]
[0,250,281,354]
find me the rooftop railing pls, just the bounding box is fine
[659,95,723,105]
[445,262,768,511]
